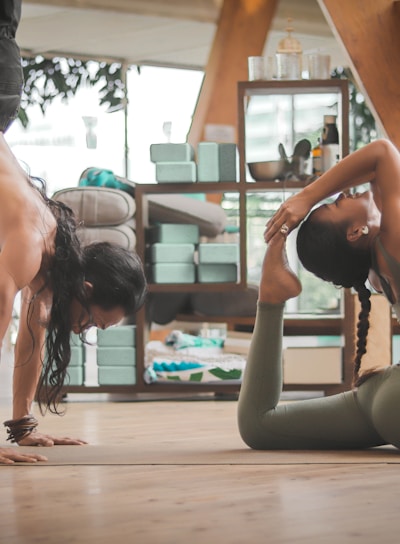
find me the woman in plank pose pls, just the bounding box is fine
[0,0,147,464]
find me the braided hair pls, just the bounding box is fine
[296,209,374,387]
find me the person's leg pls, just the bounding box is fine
[0,38,23,132]
[237,236,384,450]
[357,365,400,449]
[0,1,23,132]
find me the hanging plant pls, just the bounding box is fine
[331,66,377,150]
[18,55,132,128]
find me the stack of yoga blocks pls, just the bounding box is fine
[44,333,85,386]
[96,325,136,385]
[150,142,237,183]
[197,242,239,283]
[146,225,239,284]
[147,223,199,284]
[68,333,85,385]
[148,141,239,284]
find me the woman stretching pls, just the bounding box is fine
[237,234,399,449]
[238,139,400,449]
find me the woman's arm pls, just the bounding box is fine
[12,288,87,446]
[12,286,47,420]
[265,139,400,241]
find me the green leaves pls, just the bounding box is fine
[19,55,130,127]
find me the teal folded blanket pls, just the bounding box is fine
[165,330,224,350]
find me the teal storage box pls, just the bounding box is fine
[150,143,194,163]
[156,161,197,183]
[98,366,136,385]
[97,326,136,347]
[67,366,84,386]
[148,224,199,244]
[197,263,238,283]
[150,243,195,263]
[97,347,136,366]
[198,243,239,264]
[197,142,237,182]
[152,263,196,284]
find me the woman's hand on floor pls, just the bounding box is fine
[17,431,88,446]
[0,446,48,464]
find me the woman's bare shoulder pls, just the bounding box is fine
[0,228,50,290]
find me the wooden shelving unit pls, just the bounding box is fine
[63,78,355,398]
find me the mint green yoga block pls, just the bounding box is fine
[98,366,136,385]
[67,366,84,386]
[97,347,136,366]
[198,243,239,264]
[148,224,199,244]
[97,326,136,347]
[150,243,195,263]
[197,263,238,283]
[70,333,82,347]
[152,263,196,283]
[197,142,237,182]
[150,143,194,163]
[69,346,84,367]
[156,161,197,183]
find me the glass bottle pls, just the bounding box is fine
[321,115,340,171]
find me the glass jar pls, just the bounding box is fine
[275,20,302,80]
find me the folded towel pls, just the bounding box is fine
[165,330,224,350]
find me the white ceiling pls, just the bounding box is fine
[19,0,349,70]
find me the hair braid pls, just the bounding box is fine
[352,283,371,386]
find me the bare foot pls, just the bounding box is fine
[259,235,302,304]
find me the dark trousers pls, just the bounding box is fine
[0,0,23,132]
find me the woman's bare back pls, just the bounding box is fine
[0,134,57,291]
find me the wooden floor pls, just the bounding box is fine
[1,353,400,543]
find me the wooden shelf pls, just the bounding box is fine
[64,79,352,398]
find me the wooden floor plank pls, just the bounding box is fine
[1,395,400,542]
[1,464,400,544]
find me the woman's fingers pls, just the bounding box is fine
[0,447,48,464]
[265,213,291,242]
[17,432,88,447]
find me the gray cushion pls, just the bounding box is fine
[53,187,136,226]
[77,224,136,250]
[147,194,226,237]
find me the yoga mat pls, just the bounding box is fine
[6,444,400,466]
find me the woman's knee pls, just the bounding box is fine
[370,375,400,449]
[237,408,280,450]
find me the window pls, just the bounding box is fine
[5,63,204,194]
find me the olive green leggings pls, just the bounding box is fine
[238,302,400,450]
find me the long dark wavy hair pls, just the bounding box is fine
[296,209,374,387]
[28,179,147,414]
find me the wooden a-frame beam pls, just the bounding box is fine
[318,0,400,148]
[187,0,279,148]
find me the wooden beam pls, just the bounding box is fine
[187,0,279,147]
[318,0,400,148]
[24,0,221,22]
